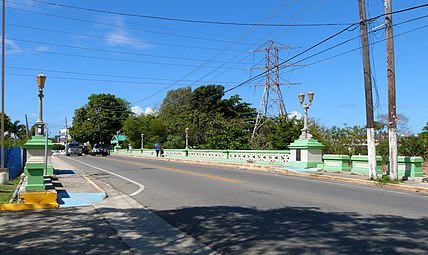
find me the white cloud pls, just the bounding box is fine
[131,106,144,115]
[144,107,155,115]
[104,16,150,48]
[105,31,150,48]
[131,106,156,116]
[5,39,23,55]
[288,110,302,120]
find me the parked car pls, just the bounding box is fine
[91,143,109,156]
[65,142,82,156]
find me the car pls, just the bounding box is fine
[91,143,109,156]
[65,142,82,156]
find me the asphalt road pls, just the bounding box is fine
[63,155,428,255]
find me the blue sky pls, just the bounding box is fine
[4,0,428,137]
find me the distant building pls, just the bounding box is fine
[59,128,71,144]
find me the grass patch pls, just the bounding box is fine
[375,175,401,185]
[0,177,20,204]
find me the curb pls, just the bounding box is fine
[112,154,428,194]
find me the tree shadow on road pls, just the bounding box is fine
[2,205,427,255]
[155,206,428,255]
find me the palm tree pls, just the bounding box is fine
[8,120,26,146]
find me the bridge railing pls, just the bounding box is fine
[112,148,291,165]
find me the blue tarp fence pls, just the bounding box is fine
[0,147,24,180]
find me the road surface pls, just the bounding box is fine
[63,155,428,255]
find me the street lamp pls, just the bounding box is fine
[35,72,46,136]
[141,133,144,150]
[185,127,189,150]
[298,90,314,140]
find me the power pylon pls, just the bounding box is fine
[251,40,298,149]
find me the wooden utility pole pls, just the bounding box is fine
[385,0,398,180]
[358,0,377,179]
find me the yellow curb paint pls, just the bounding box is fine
[20,191,58,204]
[107,157,245,184]
[0,203,58,211]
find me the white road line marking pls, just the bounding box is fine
[67,157,145,197]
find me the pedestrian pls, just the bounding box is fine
[154,142,161,157]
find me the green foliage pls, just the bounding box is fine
[0,177,20,204]
[147,85,256,149]
[204,118,251,150]
[311,122,367,156]
[69,94,131,145]
[268,117,302,150]
[376,175,401,184]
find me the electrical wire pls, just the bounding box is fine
[10,38,252,65]
[8,23,247,52]
[7,6,256,46]
[29,0,355,27]
[5,47,245,70]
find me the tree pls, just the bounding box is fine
[69,94,131,145]
[376,113,411,135]
[8,120,26,146]
[190,85,224,115]
[268,117,302,150]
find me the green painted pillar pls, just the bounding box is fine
[287,139,324,169]
[24,160,46,191]
[24,135,54,176]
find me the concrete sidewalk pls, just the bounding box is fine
[0,156,218,255]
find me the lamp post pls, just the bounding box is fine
[298,90,314,140]
[35,73,46,136]
[185,127,189,150]
[141,133,144,150]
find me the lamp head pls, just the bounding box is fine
[307,90,314,103]
[185,127,189,133]
[36,72,46,90]
[298,93,305,104]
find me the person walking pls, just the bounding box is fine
[154,142,161,157]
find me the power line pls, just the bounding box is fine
[129,0,294,105]
[6,72,240,87]
[29,0,355,27]
[6,66,240,84]
[7,6,256,46]
[8,23,246,52]
[10,38,252,65]
[224,2,428,95]
[5,47,246,70]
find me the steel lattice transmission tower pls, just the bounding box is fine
[251,40,298,149]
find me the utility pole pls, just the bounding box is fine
[358,0,377,179]
[25,114,30,137]
[65,116,68,145]
[0,0,6,180]
[385,0,398,180]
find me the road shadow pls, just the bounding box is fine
[154,206,428,255]
[0,207,131,255]
[2,205,427,255]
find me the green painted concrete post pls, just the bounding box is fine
[351,155,382,175]
[322,155,350,172]
[24,135,54,176]
[287,139,324,169]
[24,161,46,191]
